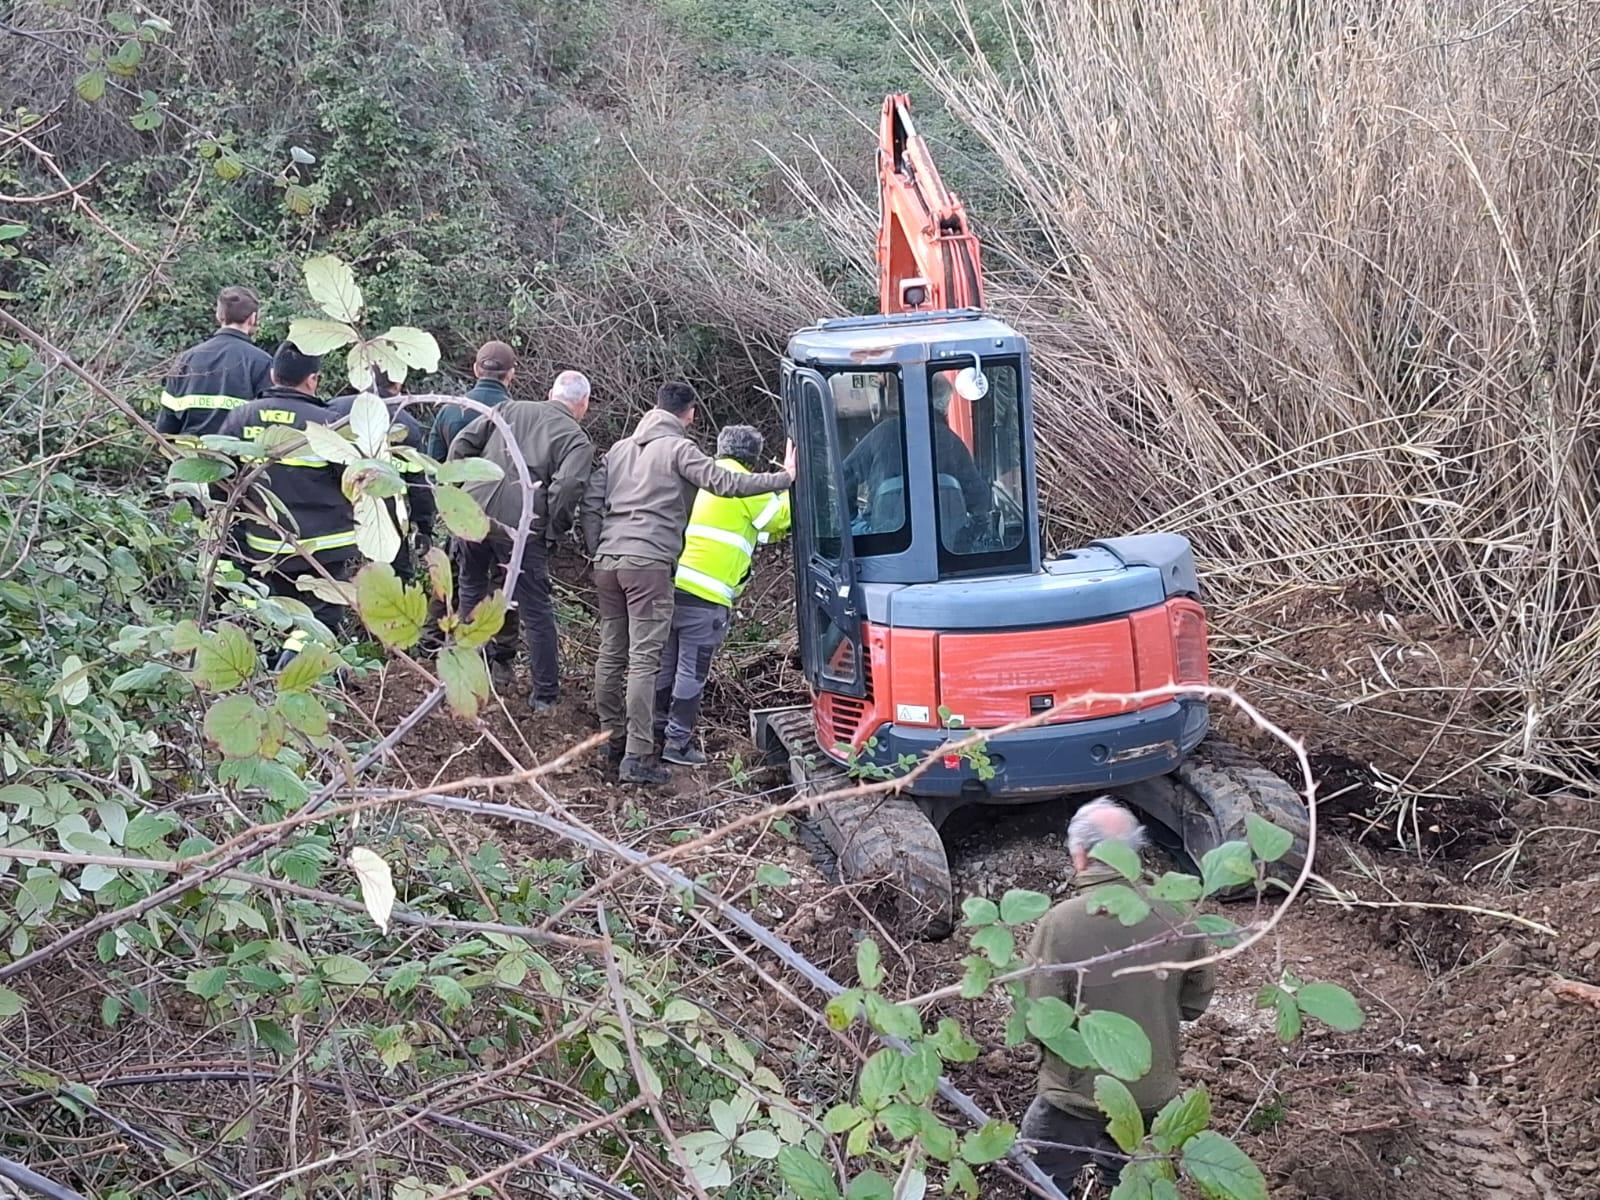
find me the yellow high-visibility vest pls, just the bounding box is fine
[674,458,792,607]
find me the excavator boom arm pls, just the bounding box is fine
[877,93,985,314]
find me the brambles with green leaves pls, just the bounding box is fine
[760,824,1362,1200]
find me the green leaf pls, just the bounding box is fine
[958,1119,1015,1165]
[1151,1086,1212,1153]
[425,547,452,603]
[971,923,1015,967]
[1090,839,1143,881]
[960,895,999,926]
[900,1044,942,1104]
[1110,1161,1183,1200]
[434,457,505,484]
[380,326,441,372]
[320,955,372,986]
[824,989,862,1031]
[736,1128,782,1159]
[1245,813,1294,863]
[56,654,91,706]
[0,986,25,1017]
[107,39,143,75]
[185,966,228,1001]
[1295,982,1365,1032]
[286,317,358,356]
[278,644,337,693]
[167,455,231,484]
[587,1032,624,1072]
[919,1111,957,1161]
[1194,914,1242,947]
[856,938,884,988]
[1095,1075,1146,1153]
[776,1146,841,1200]
[437,644,491,719]
[299,420,360,466]
[303,255,364,324]
[1273,987,1302,1042]
[1180,1130,1268,1200]
[823,1103,866,1134]
[1199,841,1256,893]
[959,955,992,999]
[999,888,1050,925]
[123,811,177,851]
[1024,995,1076,1041]
[0,223,25,242]
[436,483,490,541]
[100,994,122,1027]
[74,68,107,102]
[930,1016,980,1063]
[947,1160,979,1198]
[353,492,401,563]
[354,564,427,649]
[252,1017,296,1056]
[845,1173,894,1200]
[456,592,507,649]
[864,992,920,1039]
[204,695,266,759]
[192,622,256,691]
[1151,871,1204,903]
[1087,883,1152,927]
[858,1048,903,1110]
[755,863,792,887]
[1079,1009,1153,1081]
[107,12,138,33]
[275,692,328,737]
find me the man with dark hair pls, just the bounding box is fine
[362,369,437,582]
[450,370,595,712]
[654,424,790,764]
[158,286,272,446]
[219,341,359,663]
[579,382,794,785]
[426,340,516,460]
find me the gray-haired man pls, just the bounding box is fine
[1023,798,1215,1190]
[450,370,594,712]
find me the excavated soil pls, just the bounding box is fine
[356,655,1600,1200]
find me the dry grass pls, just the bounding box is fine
[759,0,1600,814]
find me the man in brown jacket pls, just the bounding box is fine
[1024,797,1215,1190]
[450,370,595,712]
[580,382,793,785]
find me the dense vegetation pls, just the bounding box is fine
[2,0,1595,1197]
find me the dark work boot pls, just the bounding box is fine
[618,754,672,786]
[598,735,627,764]
[661,741,707,767]
[490,659,516,691]
[529,693,556,715]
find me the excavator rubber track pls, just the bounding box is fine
[1122,736,1312,894]
[760,710,1309,936]
[761,707,954,936]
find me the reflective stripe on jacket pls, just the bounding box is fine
[218,386,359,565]
[156,328,272,444]
[674,458,792,607]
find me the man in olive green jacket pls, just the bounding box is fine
[1024,797,1215,1189]
[579,382,792,786]
[450,370,594,712]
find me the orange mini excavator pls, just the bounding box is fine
[752,95,1308,933]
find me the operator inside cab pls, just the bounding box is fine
[841,372,990,541]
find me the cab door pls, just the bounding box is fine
[785,364,867,698]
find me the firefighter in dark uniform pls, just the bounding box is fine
[157,286,272,446]
[362,368,437,584]
[219,341,359,663]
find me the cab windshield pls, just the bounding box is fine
[927,361,1028,569]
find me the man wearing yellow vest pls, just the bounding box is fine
[655,425,791,765]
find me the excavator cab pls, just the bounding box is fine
[755,95,1308,934]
